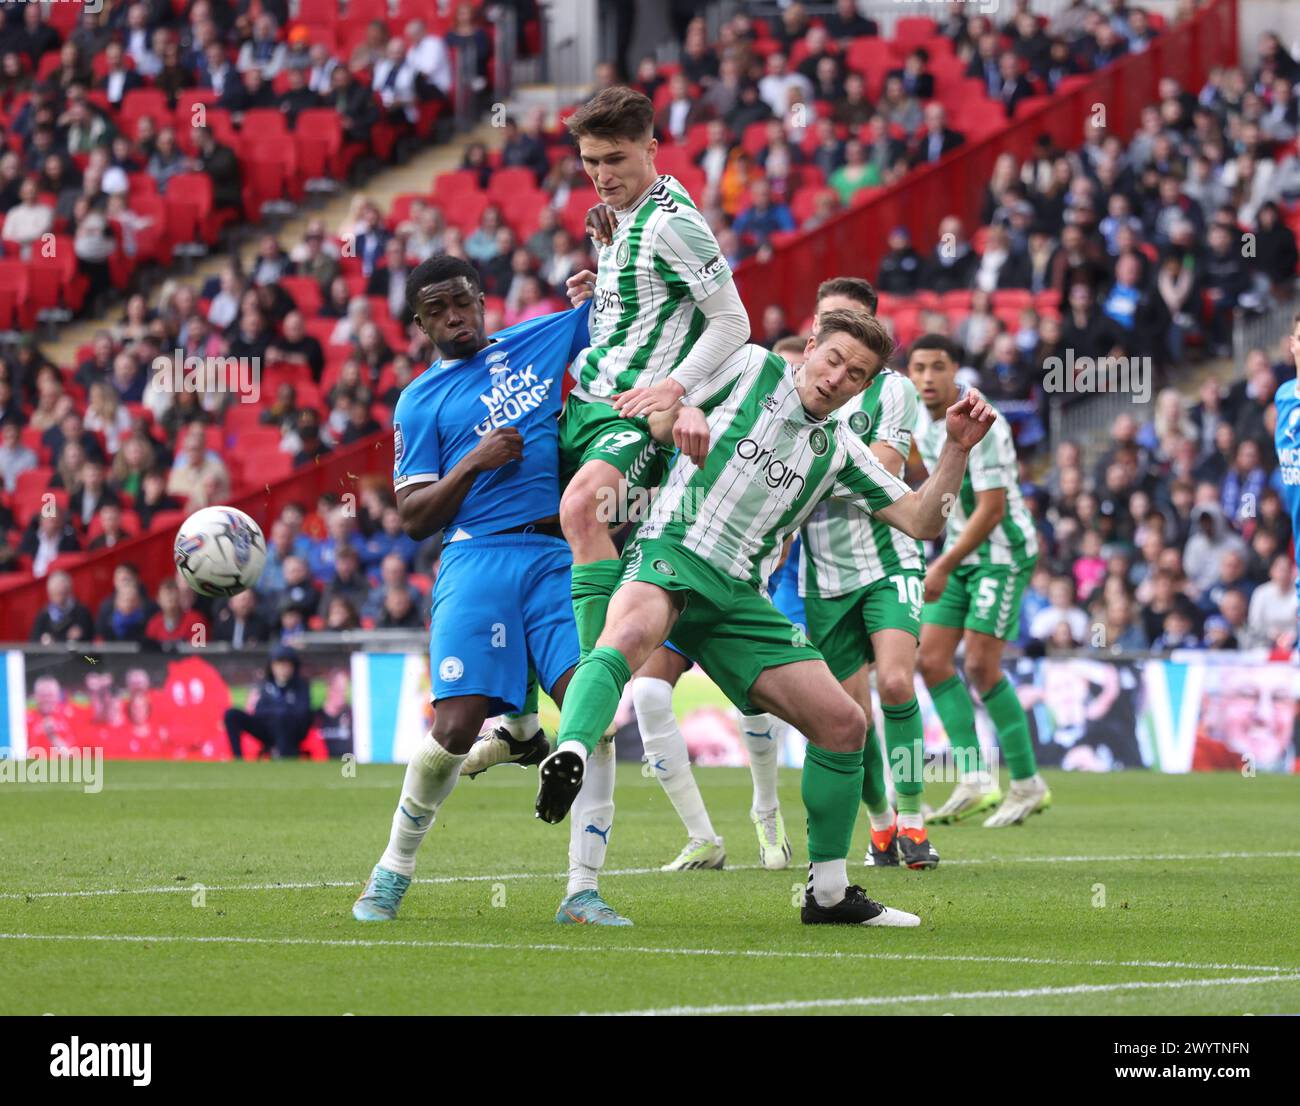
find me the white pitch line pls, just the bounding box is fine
[0,932,1295,978]
[3,850,1296,904]
[588,974,1300,1016]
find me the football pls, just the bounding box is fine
[173,506,267,598]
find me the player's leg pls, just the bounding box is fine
[872,627,938,868]
[354,541,528,921]
[353,693,489,921]
[955,560,1050,826]
[748,660,919,927]
[559,405,665,658]
[918,568,1002,823]
[633,644,726,871]
[962,628,1051,827]
[537,574,678,824]
[738,711,792,870]
[839,661,896,866]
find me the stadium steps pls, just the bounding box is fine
[41,120,507,371]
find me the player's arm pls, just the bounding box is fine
[396,428,522,540]
[870,440,908,478]
[651,346,765,465]
[921,486,1005,599]
[875,391,996,540]
[613,217,750,417]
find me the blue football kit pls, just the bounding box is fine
[1273,378,1300,627]
[393,303,591,713]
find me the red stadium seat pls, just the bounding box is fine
[487,166,540,202]
[241,108,289,139]
[0,258,30,331]
[295,108,347,183]
[280,276,324,317]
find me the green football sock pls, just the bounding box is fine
[571,560,622,659]
[555,646,631,755]
[982,676,1037,780]
[929,673,984,775]
[883,697,924,815]
[803,744,864,863]
[860,724,889,815]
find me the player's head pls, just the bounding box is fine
[796,308,892,419]
[1290,310,1300,367]
[814,277,878,332]
[406,255,487,360]
[907,334,962,414]
[567,86,658,210]
[772,335,806,366]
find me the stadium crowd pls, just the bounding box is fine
[4,1,1299,659]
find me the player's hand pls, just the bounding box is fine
[673,405,710,467]
[944,387,996,451]
[566,269,596,307]
[585,203,617,247]
[923,562,949,603]
[469,426,523,471]
[613,378,685,419]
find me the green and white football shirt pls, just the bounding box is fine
[637,345,911,589]
[799,368,925,598]
[913,394,1038,567]
[571,174,732,401]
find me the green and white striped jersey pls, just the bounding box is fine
[571,174,732,401]
[913,395,1039,567]
[637,345,911,589]
[799,369,925,598]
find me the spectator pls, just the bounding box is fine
[224,645,312,759]
[909,103,964,167]
[733,176,795,250]
[1247,554,1299,648]
[145,577,209,644]
[0,417,36,493]
[376,585,425,630]
[192,126,242,216]
[212,588,272,647]
[828,139,881,205]
[168,424,230,509]
[29,570,95,644]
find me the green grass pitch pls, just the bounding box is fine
[1,762,1297,1015]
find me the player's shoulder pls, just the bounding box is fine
[491,304,582,344]
[1274,377,1300,407]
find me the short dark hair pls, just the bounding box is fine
[816,276,878,315]
[405,255,481,314]
[908,334,961,363]
[566,86,654,144]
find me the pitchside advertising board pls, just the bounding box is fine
[0,650,1295,773]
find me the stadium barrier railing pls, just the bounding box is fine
[732,0,1240,328]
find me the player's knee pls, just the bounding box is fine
[559,473,606,542]
[917,649,950,686]
[876,667,914,705]
[962,656,1001,695]
[600,618,652,662]
[822,698,867,753]
[431,704,486,756]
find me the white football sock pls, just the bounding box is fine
[379,733,466,877]
[742,712,782,813]
[500,712,539,741]
[632,677,717,842]
[897,811,924,831]
[868,810,896,832]
[566,737,615,896]
[810,859,849,907]
[557,739,588,761]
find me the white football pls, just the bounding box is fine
[174,506,267,598]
